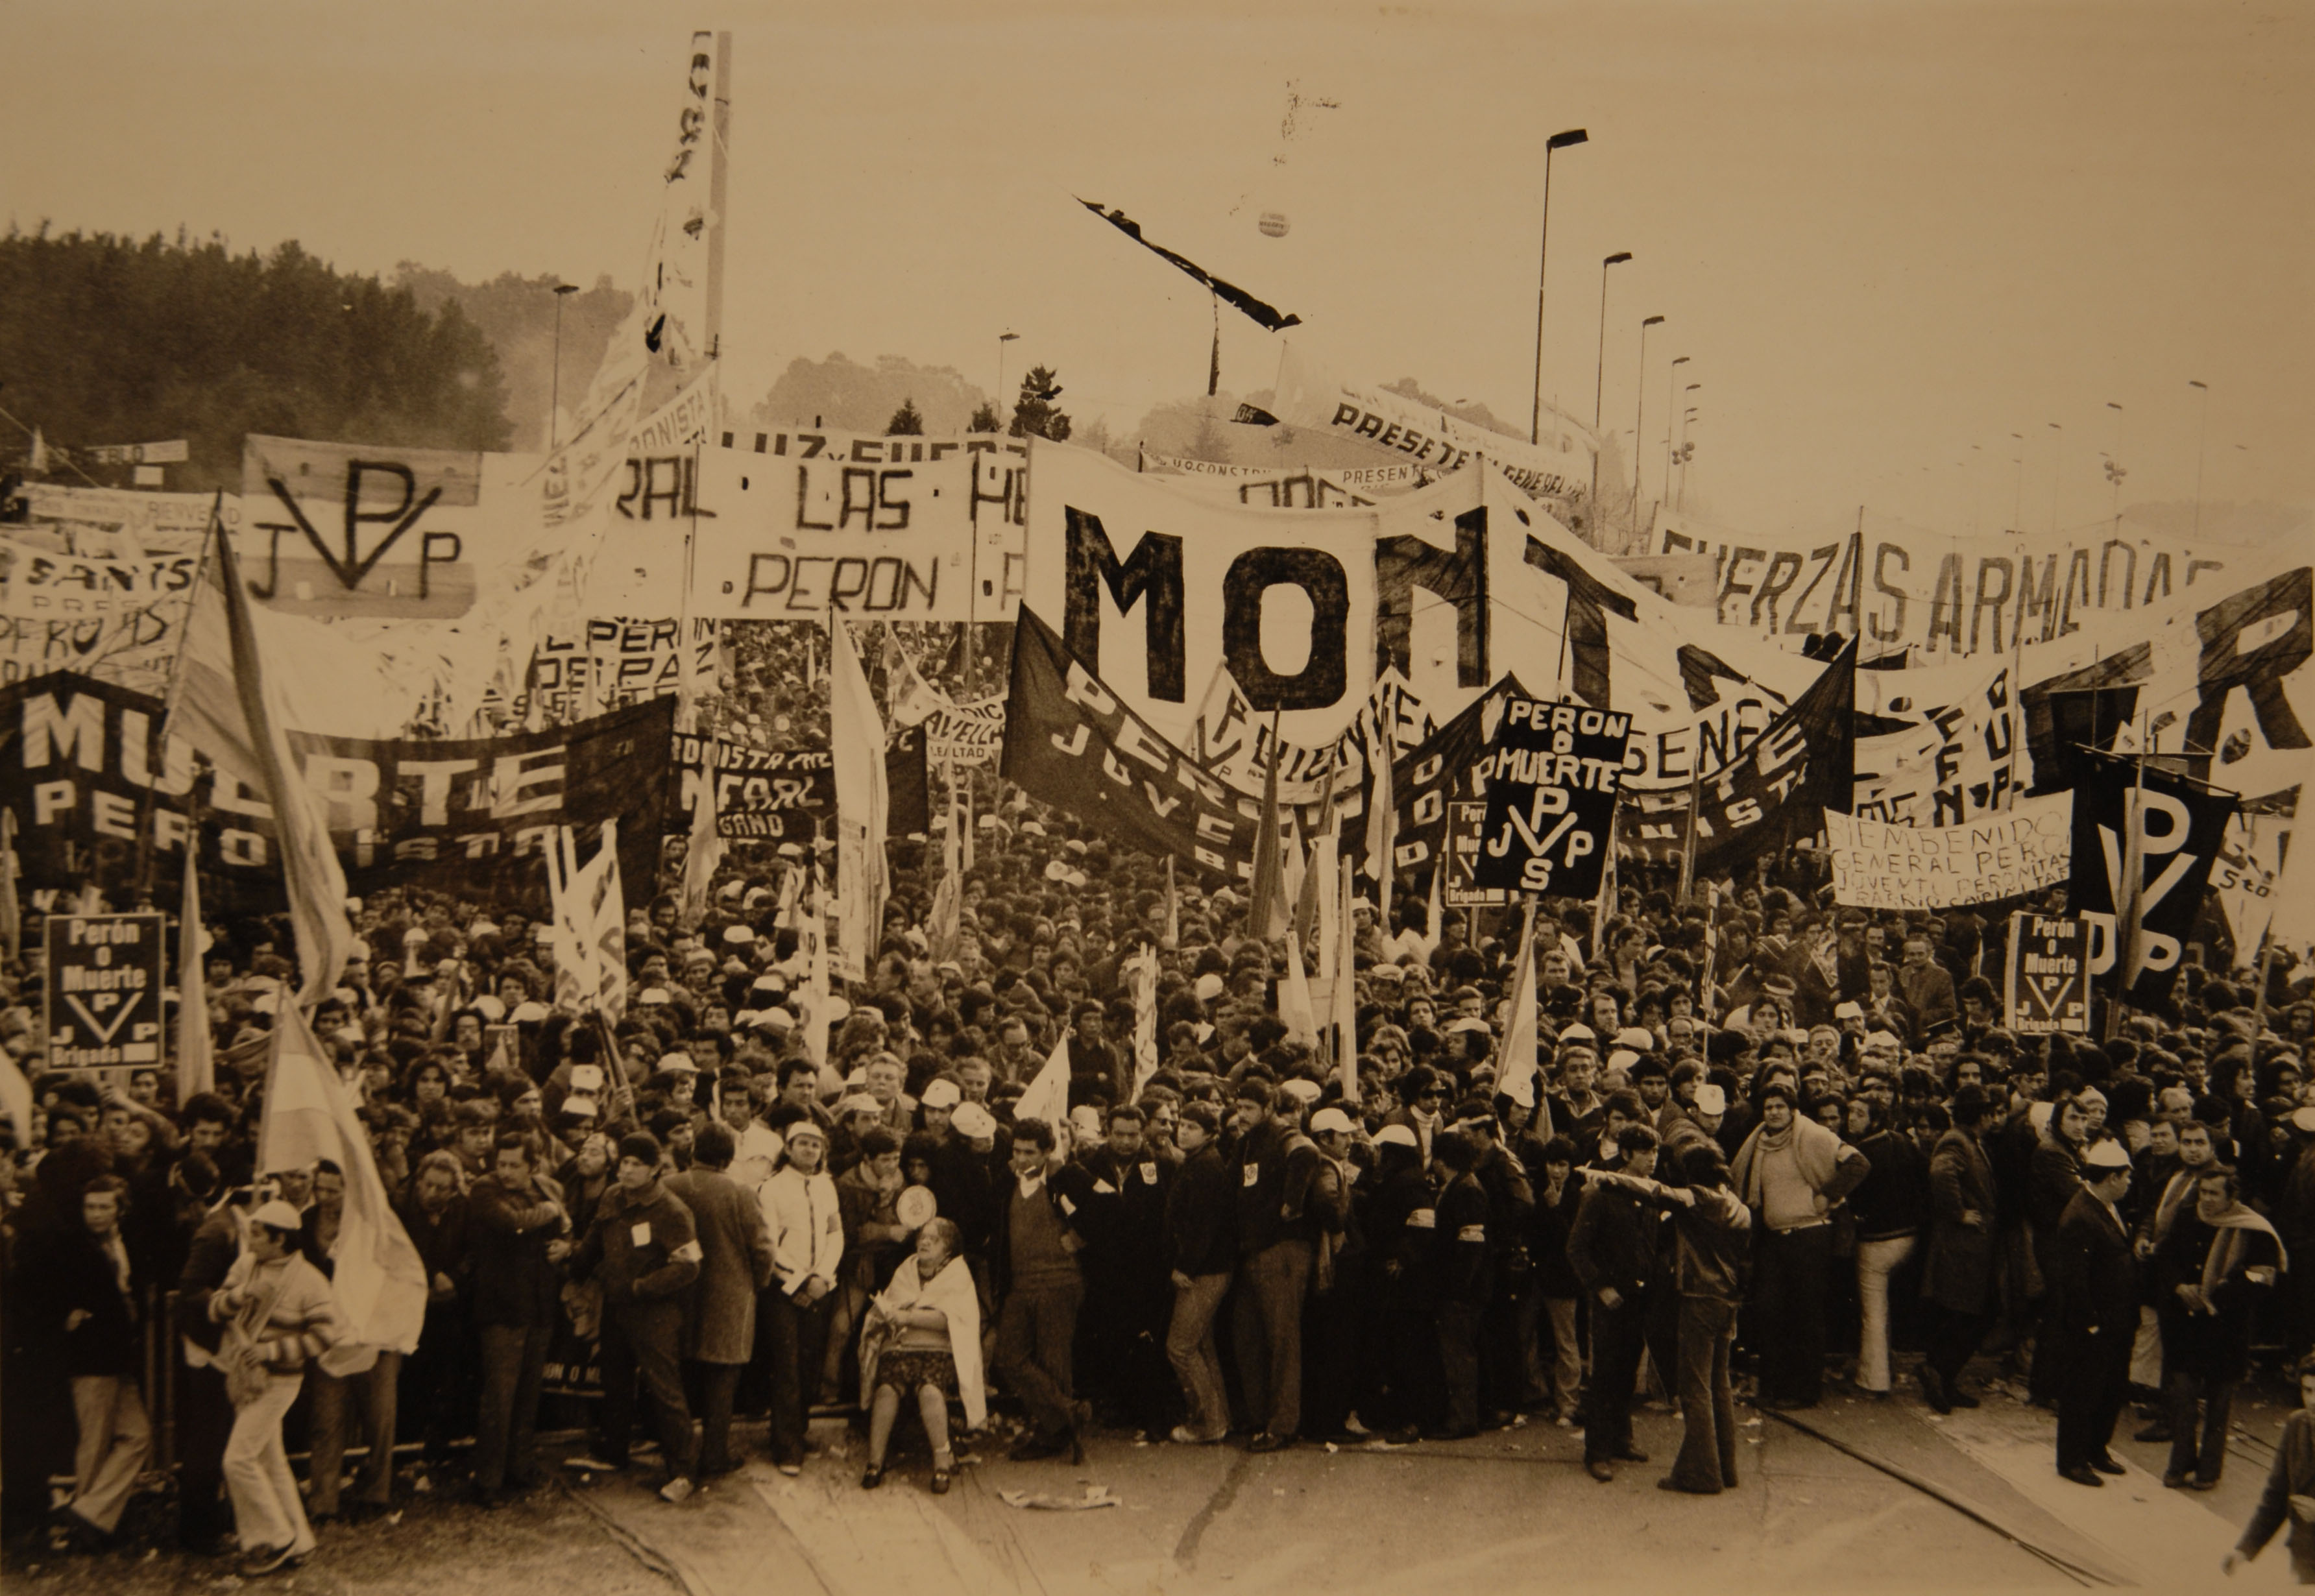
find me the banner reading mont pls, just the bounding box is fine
[0,673,670,914]
[1824,792,2072,910]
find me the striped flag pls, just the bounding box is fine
[171,518,351,1005]
[259,1000,427,1368]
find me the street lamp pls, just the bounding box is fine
[2046,420,2062,535]
[550,282,579,451]
[1589,252,1633,516]
[2188,380,2210,536]
[1630,315,1665,544]
[995,332,1021,431]
[1531,127,1589,448]
[1661,356,1689,511]
[1673,381,1700,507]
[1678,408,1701,511]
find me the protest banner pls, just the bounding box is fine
[1824,791,2072,910]
[2005,912,2092,1035]
[2211,796,2291,961]
[529,617,720,722]
[239,435,556,621]
[1619,640,1858,873]
[1473,699,1632,896]
[670,736,834,840]
[0,673,671,913]
[21,483,237,550]
[1380,677,1525,888]
[999,607,1263,884]
[1145,452,1427,509]
[1443,800,1507,908]
[43,913,166,1069]
[0,531,197,698]
[1024,443,1819,778]
[2068,750,2240,1007]
[925,697,1006,768]
[1269,342,1597,502]
[597,427,1026,623]
[1651,507,2283,660]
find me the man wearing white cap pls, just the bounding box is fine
[2052,1138,2140,1486]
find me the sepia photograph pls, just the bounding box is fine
[0,2,2310,1591]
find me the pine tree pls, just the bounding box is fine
[886,396,925,435]
[967,402,1001,434]
[1008,366,1072,442]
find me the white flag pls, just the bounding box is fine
[1333,860,1361,1104]
[1128,945,1161,1101]
[1496,905,1542,1120]
[177,857,214,1102]
[1280,930,1318,1049]
[830,620,890,982]
[1017,1029,1073,1130]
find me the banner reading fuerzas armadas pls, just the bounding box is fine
[588,426,1026,624]
[1825,791,2073,910]
[1651,505,2287,661]
[1022,441,1824,790]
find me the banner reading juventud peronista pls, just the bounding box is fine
[1825,792,2072,910]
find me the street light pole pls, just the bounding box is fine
[2188,380,2210,536]
[1630,315,1665,546]
[1589,252,1633,526]
[1675,383,1700,508]
[549,282,579,451]
[1531,128,1589,448]
[2046,420,2063,535]
[997,331,1020,431]
[1661,355,1689,513]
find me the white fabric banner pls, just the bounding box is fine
[1826,792,2074,910]
[601,428,1026,622]
[1652,507,2285,660]
[1270,343,1597,502]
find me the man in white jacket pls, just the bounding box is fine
[757,1115,844,1476]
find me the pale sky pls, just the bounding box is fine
[6,0,2309,538]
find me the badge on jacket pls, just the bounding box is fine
[631,1222,652,1247]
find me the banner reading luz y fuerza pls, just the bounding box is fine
[1000,609,1262,885]
[0,673,671,913]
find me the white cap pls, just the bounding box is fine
[724,925,756,945]
[952,1102,999,1139]
[1614,1028,1655,1052]
[921,1078,962,1110]
[252,1200,305,1231]
[1607,1049,1640,1074]
[1693,1083,1728,1116]
[1835,1001,1865,1021]
[637,987,672,1006]
[2083,1139,2132,1172]
[1558,1023,1597,1045]
[1194,973,1226,1002]
[657,1052,699,1075]
[1375,1124,1420,1150]
[1279,1078,1323,1104]
[1864,1030,1903,1051]
[1310,1107,1355,1135]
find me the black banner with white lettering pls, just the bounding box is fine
[2067,751,2238,1008]
[1474,699,1632,897]
[1618,640,1858,873]
[1376,675,1531,891]
[0,673,671,914]
[999,608,1261,884]
[668,730,927,840]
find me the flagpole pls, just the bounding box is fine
[2105,711,2151,1041]
[139,490,226,899]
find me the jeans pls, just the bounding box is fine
[1754,1225,1832,1406]
[473,1322,551,1492]
[224,1372,313,1556]
[2165,1369,2236,1484]
[600,1300,695,1481]
[1854,1235,1919,1392]
[1669,1297,1740,1492]
[995,1277,1084,1442]
[308,1351,400,1514]
[1232,1240,1313,1439]
[761,1288,832,1467]
[1166,1274,1232,1439]
[67,1375,152,1534]
[1541,1297,1584,1419]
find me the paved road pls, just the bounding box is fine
[572,1379,2307,1595]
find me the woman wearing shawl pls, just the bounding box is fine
[2155,1162,2284,1489]
[1729,1083,1870,1410]
[857,1217,982,1493]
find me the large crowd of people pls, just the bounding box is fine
[3,636,2313,1579]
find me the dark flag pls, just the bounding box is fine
[2067,751,2238,1008]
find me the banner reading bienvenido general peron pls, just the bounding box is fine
[1824,790,2072,910]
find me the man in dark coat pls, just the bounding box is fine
[393,1151,471,1471]
[1229,1078,1333,1453]
[2053,1140,2140,1486]
[465,1133,568,1502]
[1569,1123,1664,1482]
[1080,1102,1176,1433]
[664,1120,777,1477]
[572,1130,703,1500]
[173,1195,247,1550]
[990,1116,1098,1461]
[2153,1162,2283,1489]
[1920,1085,2000,1412]
[23,1174,151,1545]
